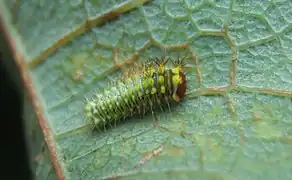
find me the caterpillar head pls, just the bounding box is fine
[171,56,188,102]
[175,71,186,101]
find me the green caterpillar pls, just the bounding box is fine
[84,57,188,131]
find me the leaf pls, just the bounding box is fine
[1,0,292,179]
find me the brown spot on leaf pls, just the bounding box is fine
[72,70,83,81]
[135,145,164,168]
[183,44,188,49]
[252,112,262,121]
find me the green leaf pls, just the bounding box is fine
[2,0,292,179]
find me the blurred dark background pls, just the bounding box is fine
[0,28,33,179]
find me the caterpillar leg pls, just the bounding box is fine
[151,109,158,128]
[164,96,173,121]
[91,123,96,131]
[148,98,158,128]
[114,119,117,127]
[154,94,164,113]
[103,123,107,132]
[164,95,171,113]
[90,125,100,136]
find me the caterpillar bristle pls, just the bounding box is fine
[153,56,168,66]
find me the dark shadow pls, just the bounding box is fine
[0,27,33,179]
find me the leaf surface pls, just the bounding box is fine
[2,0,292,179]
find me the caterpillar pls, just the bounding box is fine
[84,56,188,131]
